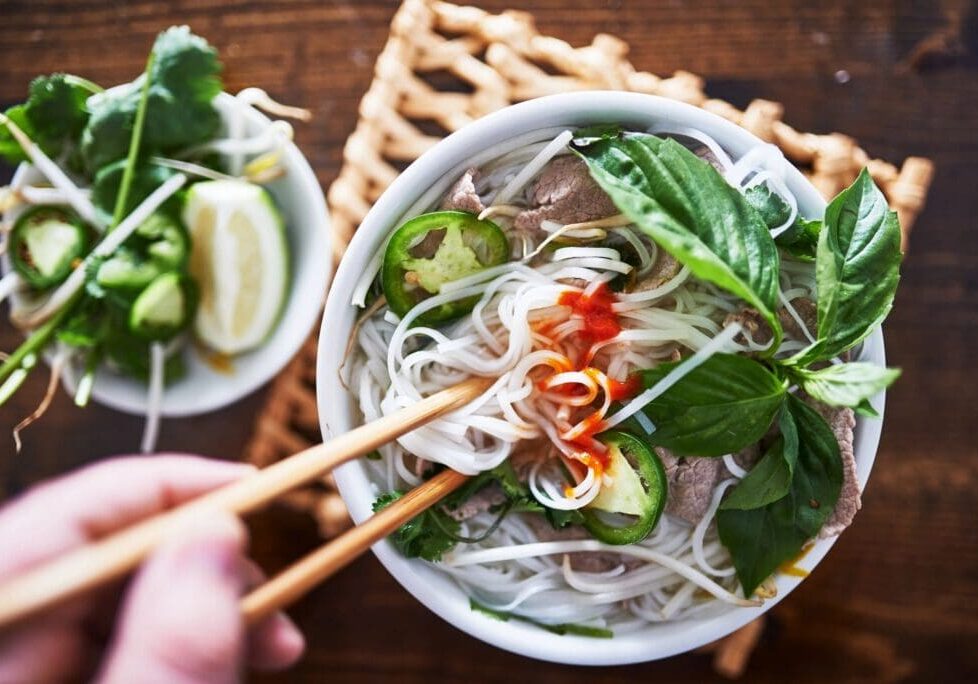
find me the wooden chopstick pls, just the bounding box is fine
[240,467,469,625]
[0,376,491,629]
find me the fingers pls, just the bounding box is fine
[97,512,248,684]
[247,612,306,671]
[0,612,96,684]
[240,560,305,670]
[0,455,254,577]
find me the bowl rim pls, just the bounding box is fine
[318,91,886,665]
[2,90,332,417]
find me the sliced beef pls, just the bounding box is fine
[444,482,508,522]
[655,447,724,525]
[730,443,761,473]
[514,156,618,232]
[441,168,484,214]
[806,400,860,537]
[723,297,818,347]
[692,143,726,172]
[633,250,680,292]
[780,297,817,342]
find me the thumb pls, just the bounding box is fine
[98,513,248,684]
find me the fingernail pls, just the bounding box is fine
[273,612,306,656]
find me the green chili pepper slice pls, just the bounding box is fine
[9,205,90,289]
[128,272,197,341]
[582,430,667,545]
[381,211,509,325]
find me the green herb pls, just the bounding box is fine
[790,362,901,410]
[720,405,799,511]
[469,600,614,638]
[716,394,843,595]
[111,51,155,228]
[0,74,92,164]
[744,184,792,229]
[372,491,460,562]
[573,132,783,352]
[0,291,82,386]
[630,354,787,457]
[544,507,585,529]
[790,169,902,365]
[743,183,822,261]
[80,26,222,173]
[777,217,822,262]
[445,461,584,530]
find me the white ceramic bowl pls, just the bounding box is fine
[3,92,331,416]
[318,92,885,665]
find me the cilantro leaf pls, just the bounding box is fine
[372,491,460,562]
[0,74,92,164]
[80,26,222,172]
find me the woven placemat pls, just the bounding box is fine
[245,0,934,675]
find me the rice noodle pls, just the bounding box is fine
[347,127,815,629]
[490,130,573,206]
[648,125,735,172]
[0,118,104,231]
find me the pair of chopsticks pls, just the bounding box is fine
[0,377,491,629]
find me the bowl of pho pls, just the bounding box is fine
[0,27,330,452]
[319,92,901,664]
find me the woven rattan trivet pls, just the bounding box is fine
[244,0,934,675]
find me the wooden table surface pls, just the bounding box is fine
[1,1,976,681]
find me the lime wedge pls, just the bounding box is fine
[183,180,289,354]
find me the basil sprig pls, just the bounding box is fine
[632,354,787,457]
[791,169,902,365]
[576,128,906,596]
[717,395,843,595]
[720,406,799,511]
[574,132,783,353]
[789,362,900,416]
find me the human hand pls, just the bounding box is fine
[0,455,305,684]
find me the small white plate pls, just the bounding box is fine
[2,92,331,416]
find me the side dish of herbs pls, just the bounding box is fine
[348,123,903,634]
[0,27,308,451]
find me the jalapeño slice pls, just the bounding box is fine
[582,430,667,545]
[10,205,89,289]
[381,211,508,325]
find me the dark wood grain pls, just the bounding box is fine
[1,1,977,681]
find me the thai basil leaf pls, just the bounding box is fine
[571,123,623,146]
[791,169,902,365]
[792,362,900,409]
[854,398,879,418]
[721,407,799,510]
[574,132,783,350]
[633,353,787,457]
[717,394,843,596]
[744,184,821,261]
